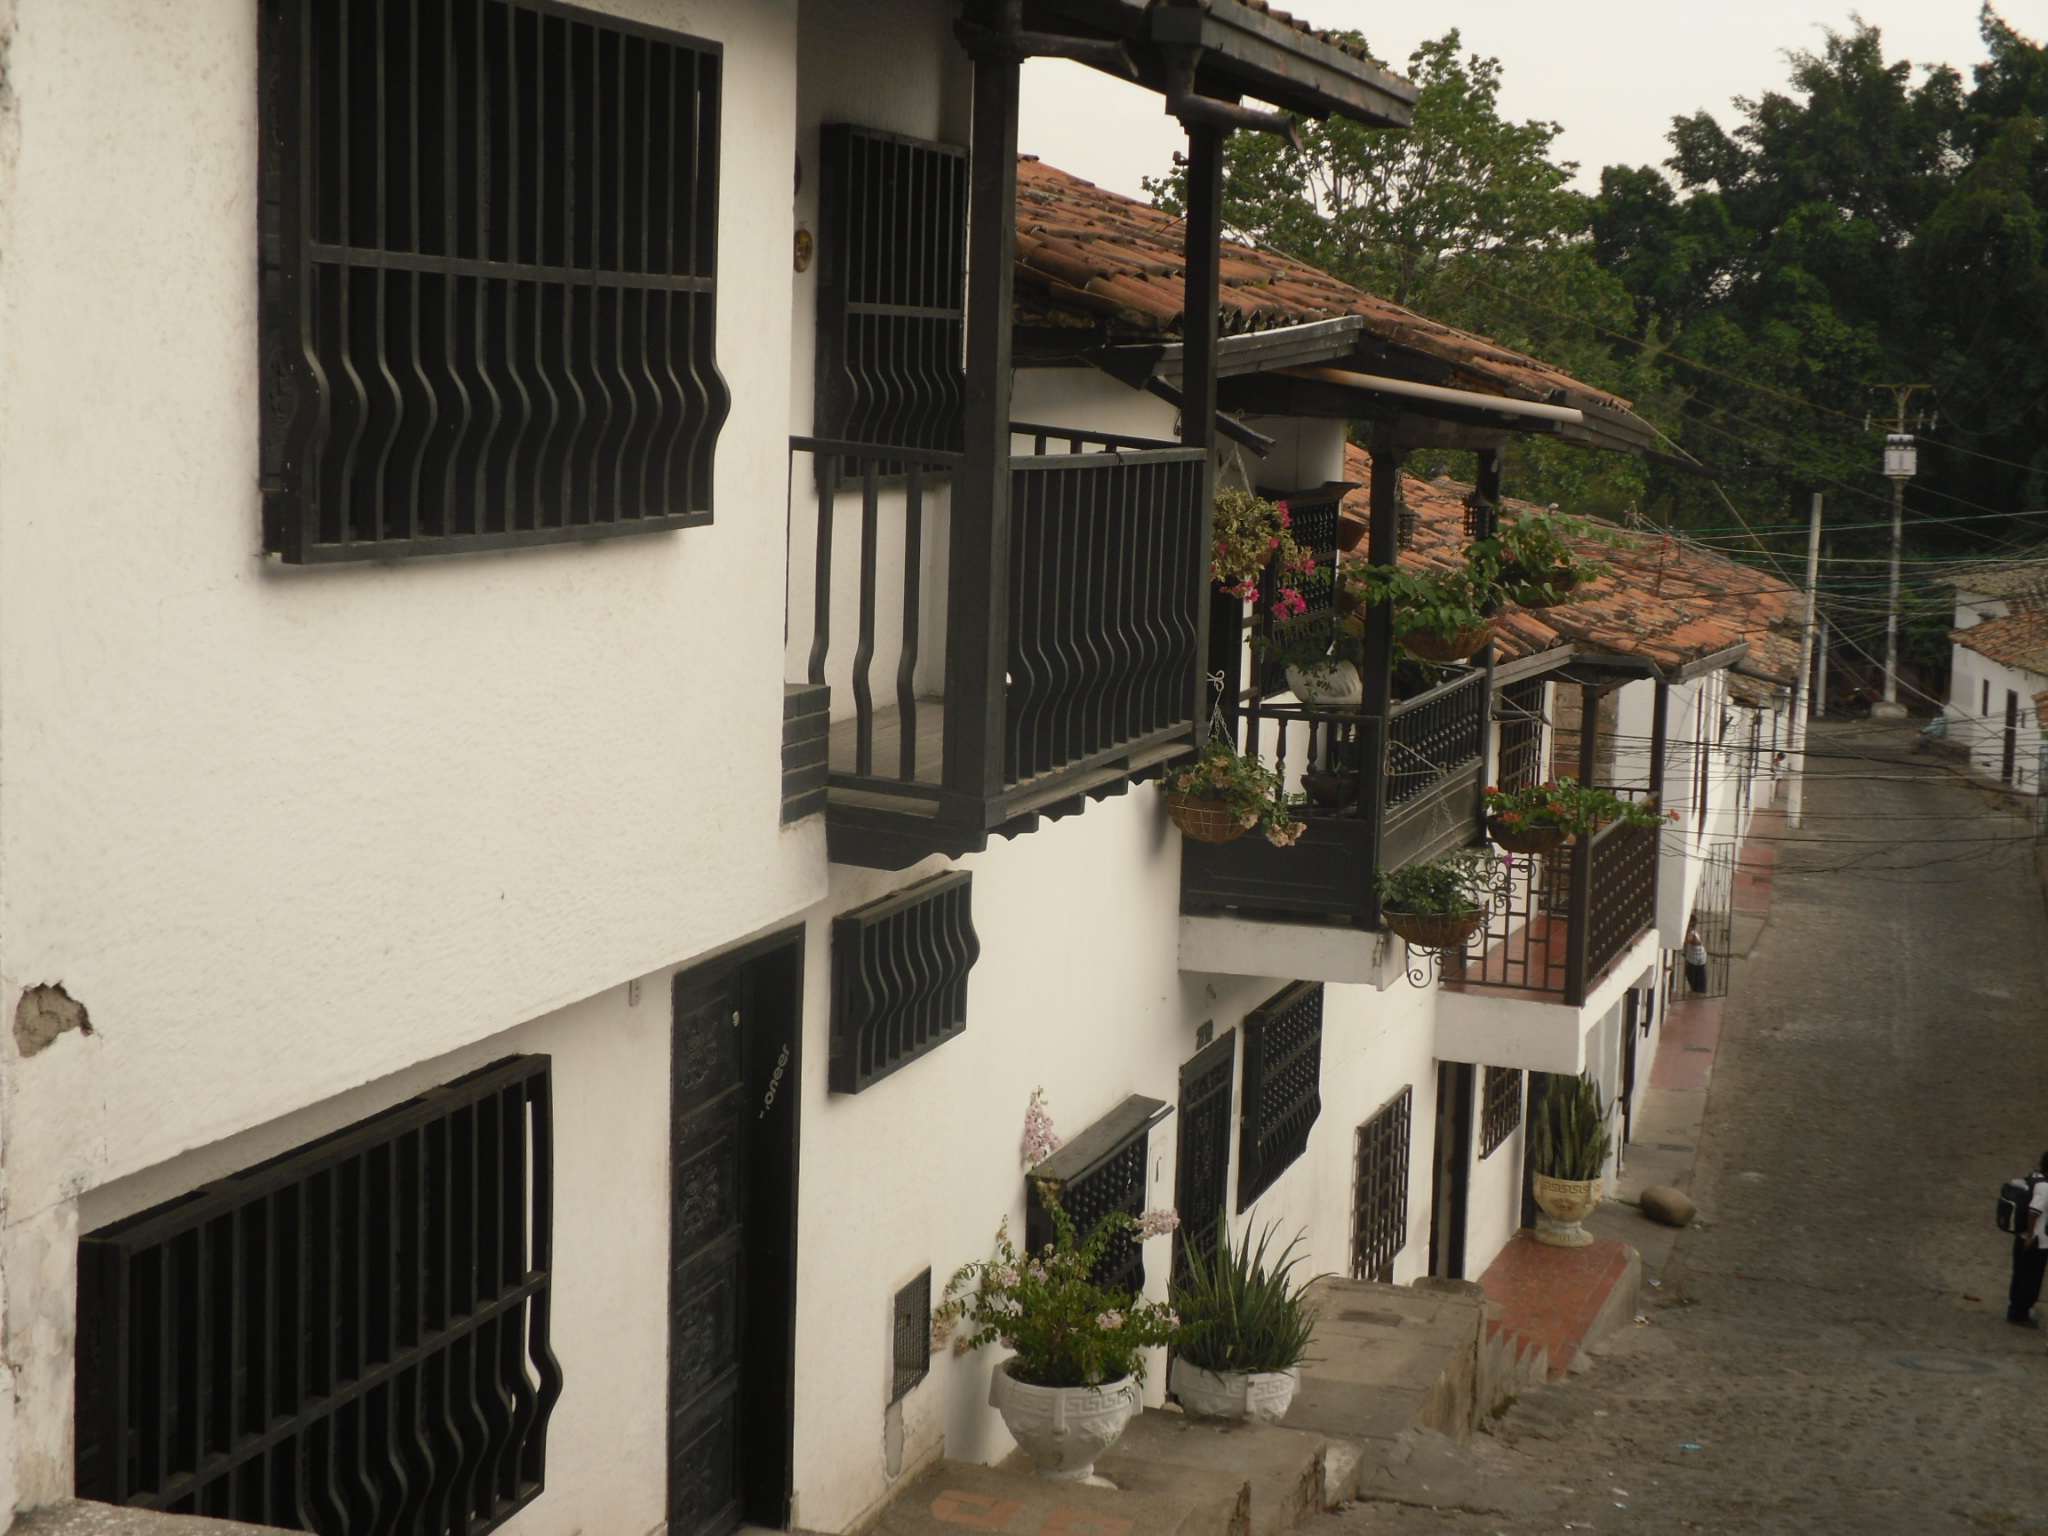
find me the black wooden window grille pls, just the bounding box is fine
[814,124,968,458]
[1172,1031,1237,1281]
[1351,1086,1412,1283]
[1253,487,1348,698]
[76,1056,561,1534]
[1480,1067,1524,1159]
[830,871,979,1093]
[260,0,728,563]
[1495,678,1546,792]
[890,1270,932,1403]
[1237,983,1323,1212]
[1027,1096,1172,1297]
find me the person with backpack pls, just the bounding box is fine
[2007,1152,2048,1326]
[1683,924,1710,995]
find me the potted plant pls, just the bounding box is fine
[935,1201,1183,1481]
[1529,1072,1613,1248]
[1343,561,1498,664]
[1375,847,1498,949]
[1212,488,1310,599]
[1168,1225,1317,1424]
[1256,613,1365,706]
[1468,509,1609,610]
[1166,737,1307,847]
[1483,779,1675,852]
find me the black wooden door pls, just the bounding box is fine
[1428,1062,1474,1279]
[2004,691,2019,783]
[670,977,749,1536]
[1174,1030,1236,1279]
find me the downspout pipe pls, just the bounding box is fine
[1161,45,1304,151]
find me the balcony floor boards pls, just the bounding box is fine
[829,698,946,785]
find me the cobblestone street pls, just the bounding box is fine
[1317,720,2048,1535]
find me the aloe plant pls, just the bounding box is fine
[1530,1072,1613,1181]
[1171,1225,1318,1375]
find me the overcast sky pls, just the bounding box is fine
[1018,1,2048,200]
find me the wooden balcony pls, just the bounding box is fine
[792,432,1209,868]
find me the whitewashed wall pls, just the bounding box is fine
[0,0,814,1511]
[1945,643,2044,796]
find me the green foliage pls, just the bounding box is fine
[1375,847,1498,916]
[1483,777,1674,836]
[1212,487,1312,598]
[1171,1226,1318,1376]
[1168,737,1307,848]
[935,1202,1181,1389]
[1530,1073,1613,1181]
[1466,509,1611,607]
[1343,559,1494,646]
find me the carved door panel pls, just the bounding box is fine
[669,978,748,1536]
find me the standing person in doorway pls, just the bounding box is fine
[1684,924,1710,995]
[2010,1152,2048,1327]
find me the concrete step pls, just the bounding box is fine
[13,1503,297,1536]
[1476,1231,1641,1382]
[1099,1409,1325,1536]
[1282,1277,1486,1449]
[875,1454,1248,1536]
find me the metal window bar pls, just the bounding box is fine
[1494,678,1547,792]
[262,0,728,563]
[1479,1066,1523,1158]
[829,870,979,1093]
[76,1057,560,1534]
[1350,1086,1412,1283]
[814,125,968,466]
[890,1270,932,1403]
[1026,1096,1172,1297]
[1237,982,1324,1211]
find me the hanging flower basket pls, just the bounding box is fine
[1380,908,1485,950]
[1486,816,1567,855]
[1167,793,1252,844]
[1501,567,1582,610]
[1401,623,1494,665]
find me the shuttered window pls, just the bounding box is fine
[1237,982,1324,1210]
[76,1056,560,1534]
[260,0,727,562]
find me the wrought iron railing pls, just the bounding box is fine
[790,432,1207,836]
[1388,669,1490,806]
[1447,810,1660,1007]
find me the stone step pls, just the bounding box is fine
[1098,1409,1325,1536]
[1283,1277,1486,1448]
[876,1454,1248,1536]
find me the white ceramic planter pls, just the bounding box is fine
[988,1360,1141,1482]
[1168,1357,1300,1424]
[1285,661,1363,707]
[1531,1173,1601,1248]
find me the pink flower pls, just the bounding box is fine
[994,1266,1020,1289]
[1134,1209,1181,1239]
[1096,1310,1126,1331]
[1022,1088,1062,1170]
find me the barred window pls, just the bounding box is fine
[1480,1066,1524,1158]
[1237,982,1324,1211]
[1495,678,1547,792]
[813,124,967,456]
[1352,1086,1412,1283]
[1027,1096,1171,1297]
[260,0,728,563]
[76,1057,560,1533]
[830,871,979,1093]
[891,1270,932,1403]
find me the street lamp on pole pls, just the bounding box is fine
[1870,386,1932,721]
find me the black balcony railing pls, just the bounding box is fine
[1446,812,1661,1007]
[1179,666,1489,924]
[792,430,1207,863]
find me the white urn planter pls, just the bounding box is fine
[1285,661,1363,707]
[988,1360,1142,1482]
[1168,1357,1300,1424]
[1531,1173,1602,1248]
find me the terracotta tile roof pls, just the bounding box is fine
[1230,0,1377,63]
[1335,443,1804,686]
[1952,607,2048,680]
[1014,158,1635,415]
[1940,555,2048,606]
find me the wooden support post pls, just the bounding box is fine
[1182,123,1233,730]
[1577,682,1601,786]
[1475,448,1504,541]
[945,39,1020,811]
[1650,678,1670,807]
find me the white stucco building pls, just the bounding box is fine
[1944,560,2048,797]
[0,5,1798,1536]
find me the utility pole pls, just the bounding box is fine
[1788,493,1822,828]
[1813,539,1830,719]
[1869,385,1934,720]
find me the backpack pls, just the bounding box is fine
[1998,1173,2044,1235]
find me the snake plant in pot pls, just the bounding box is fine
[1529,1072,1614,1247]
[1168,1225,1318,1423]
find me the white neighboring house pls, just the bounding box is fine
[0,5,1799,1536]
[1944,560,2048,797]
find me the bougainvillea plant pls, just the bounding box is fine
[1167,736,1307,847]
[1213,487,1315,604]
